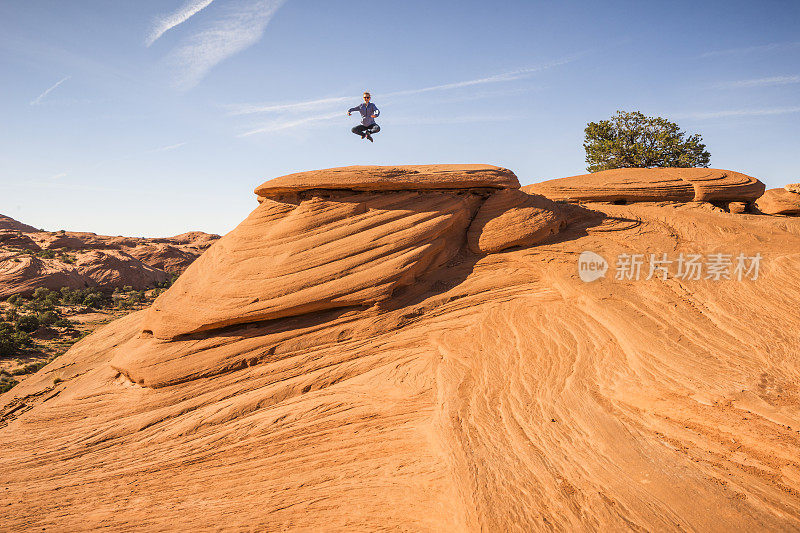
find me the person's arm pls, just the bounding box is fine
[347,105,360,114]
[371,104,380,118]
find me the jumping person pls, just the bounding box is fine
[348,92,380,142]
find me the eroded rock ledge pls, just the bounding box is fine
[524,167,765,206]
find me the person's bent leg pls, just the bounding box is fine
[368,124,380,135]
[352,125,367,138]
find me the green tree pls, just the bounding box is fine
[583,110,711,173]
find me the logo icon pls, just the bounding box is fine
[578,251,608,282]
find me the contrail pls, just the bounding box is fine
[30,76,71,106]
[146,0,216,47]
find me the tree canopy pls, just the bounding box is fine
[583,110,711,173]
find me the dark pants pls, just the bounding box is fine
[351,124,380,137]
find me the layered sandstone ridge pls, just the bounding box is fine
[524,167,765,206]
[117,165,567,386]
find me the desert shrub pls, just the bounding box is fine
[6,294,21,306]
[5,308,19,323]
[0,372,18,393]
[0,323,31,355]
[584,110,711,172]
[11,361,47,376]
[130,290,146,303]
[122,285,133,293]
[16,314,40,333]
[156,274,178,289]
[53,317,73,328]
[32,288,51,300]
[32,288,60,308]
[82,291,106,309]
[0,324,16,354]
[60,287,83,305]
[37,249,56,259]
[38,310,59,327]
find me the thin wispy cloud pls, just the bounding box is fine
[148,142,189,153]
[677,106,800,120]
[167,0,287,90]
[386,55,582,98]
[227,96,351,116]
[146,0,216,47]
[714,75,800,89]
[386,115,515,126]
[230,53,582,119]
[700,41,800,58]
[239,112,342,137]
[30,76,71,106]
[49,172,68,180]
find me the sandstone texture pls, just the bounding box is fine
[757,187,800,215]
[467,188,565,253]
[0,219,220,298]
[525,167,765,204]
[2,165,800,531]
[254,164,519,196]
[727,201,748,214]
[786,183,800,194]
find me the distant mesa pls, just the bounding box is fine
[756,187,800,216]
[524,167,765,208]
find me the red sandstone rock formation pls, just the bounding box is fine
[525,167,765,205]
[756,187,800,215]
[2,165,800,531]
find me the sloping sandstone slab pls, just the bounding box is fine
[135,189,485,342]
[525,167,764,204]
[467,189,566,253]
[756,188,800,215]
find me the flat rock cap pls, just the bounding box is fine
[255,164,520,196]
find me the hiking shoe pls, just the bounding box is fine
[365,132,373,142]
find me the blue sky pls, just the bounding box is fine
[1,0,798,236]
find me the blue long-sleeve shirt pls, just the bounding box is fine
[348,102,380,126]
